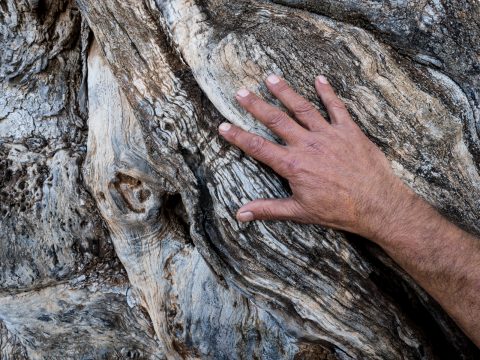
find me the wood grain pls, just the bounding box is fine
[1,0,479,358]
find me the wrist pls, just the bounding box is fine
[355,179,426,246]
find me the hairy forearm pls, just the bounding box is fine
[220,74,480,346]
[365,186,480,346]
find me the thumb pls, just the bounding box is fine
[236,198,304,222]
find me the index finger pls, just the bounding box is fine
[235,88,308,144]
[218,122,290,176]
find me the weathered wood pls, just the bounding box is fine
[1,0,479,358]
[271,0,480,160]
[83,40,298,359]
[0,322,28,360]
[0,275,164,359]
[0,0,163,358]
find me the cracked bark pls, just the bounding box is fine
[0,0,479,359]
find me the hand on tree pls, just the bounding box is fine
[219,74,480,346]
[218,74,414,239]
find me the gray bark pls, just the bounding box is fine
[0,0,479,359]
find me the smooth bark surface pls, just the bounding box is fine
[1,0,479,359]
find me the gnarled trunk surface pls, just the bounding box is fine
[1,0,479,359]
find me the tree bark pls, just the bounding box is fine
[0,0,479,359]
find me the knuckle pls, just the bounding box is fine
[275,82,290,93]
[229,127,240,140]
[245,94,260,106]
[260,206,275,219]
[292,100,315,116]
[289,200,306,221]
[283,156,301,175]
[306,140,322,152]
[247,135,265,154]
[267,111,288,128]
[327,99,346,111]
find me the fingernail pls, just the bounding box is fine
[219,122,231,132]
[237,211,254,222]
[266,74,280,84]
[236,88,250,97]
[317,75,328,84]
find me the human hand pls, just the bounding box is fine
[218,74,415,239]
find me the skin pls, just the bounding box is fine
[218,74,480,347]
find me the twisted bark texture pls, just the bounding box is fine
[0,0,479,359]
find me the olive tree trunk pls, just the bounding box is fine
[1,0,479,359]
